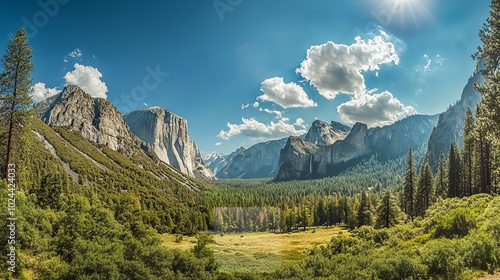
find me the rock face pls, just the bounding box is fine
[305,120,350,146]
[123,107,215,180]
[424,71,483,171]
[276,115,439,181]
[216,138,287,179]
[35,85,139,155]
[275,136,318,181]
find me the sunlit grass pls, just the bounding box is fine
[162,227,347,272]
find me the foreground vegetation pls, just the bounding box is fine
[163,194,500,280]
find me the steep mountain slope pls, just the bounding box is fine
[123,107,215,180]
[424,71,483,170]
[35,85,139,155]
[36,85,214,180]
[26,117,208,231]
[216,138,287,179]
[275,136,319,181]
[277,114,438,181]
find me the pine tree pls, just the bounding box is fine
[463,107,476,195]
[415,163,434,217]
[474,103,492,193]
[448,142,462,198]
[0,28,35,178]
[375,190,402,229]
[403,149,417,221]
[315,197,327,227]
[473,0,500,187]
[434,153,448,198]
[357,191,374,227]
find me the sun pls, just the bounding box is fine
[378,0,433,31]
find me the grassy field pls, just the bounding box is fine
[162,227,346,273]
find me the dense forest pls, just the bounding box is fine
[1,0,500,279]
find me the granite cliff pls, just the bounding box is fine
[124,107,215,180]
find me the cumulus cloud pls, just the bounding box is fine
[31,82,60,103]
[64,48,83,63]
[294,118,307,129]
[337,90,417,127]
[215,142,223,146]
[64,63,108,98]
[296,35,399,99]
[258,77,317,108]
[217,117,307,140]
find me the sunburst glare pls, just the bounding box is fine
[374,0,434,31]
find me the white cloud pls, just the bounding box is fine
[296,35,399,99]
[64,48,83,63]
[215,142,223,146]
[258,77,317,108]
[259,108,283,119]
[31,82,60,103]
[217,117,307,140]
[294,118,307,129]
[64,63,108,99]
[242,102,260,109]
[418,54,443,73]
[337,90,417,127]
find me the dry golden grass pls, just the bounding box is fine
[162,227,347,273]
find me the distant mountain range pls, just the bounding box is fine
[206,68,482,181]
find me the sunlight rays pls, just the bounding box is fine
[374,0,434,31]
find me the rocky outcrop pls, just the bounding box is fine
[276,136,318,181]
[277,115,439,181]
[424,72,483,171]
[123,107,215,180]
[35,85,139,155]
[305,120,350,146]
[216,138,287,179]
[315,122,371,175]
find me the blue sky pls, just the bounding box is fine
[0,0,490,155]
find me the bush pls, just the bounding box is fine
[422,239,465,279]
[371,251,428,280]
[433,207,475,238]
[464,231,499,272]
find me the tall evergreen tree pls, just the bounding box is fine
[474,103,492,193]
[473,0,500,186]
[463,107,476,195]
[434,152,448,198]
[357,191,374,227]
[415,163,434,217]
[0,28,35,178]
[375,190,402,229]
[403,148,417,221]
[448,142,462,198]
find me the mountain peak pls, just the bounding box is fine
[35,85,139,155]
[305,119,350,146]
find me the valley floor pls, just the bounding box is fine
[162,227,346,273]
